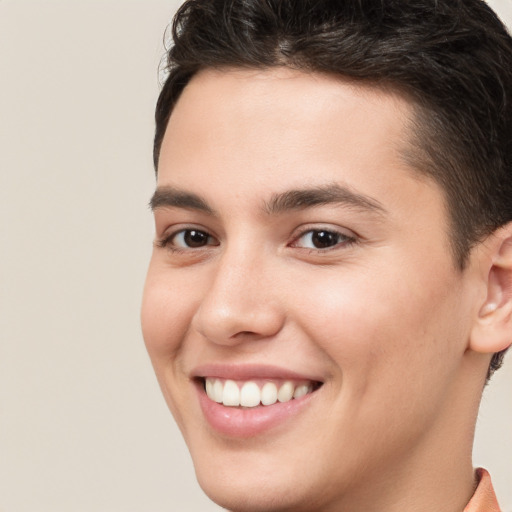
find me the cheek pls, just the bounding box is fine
[291,261,466,394]
[141,262,197,361]
[141,263,203,426]
[286,263,468,468]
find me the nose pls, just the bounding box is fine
[192,247,285,346]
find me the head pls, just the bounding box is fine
[143,1,512,510]
[153,0,512,377]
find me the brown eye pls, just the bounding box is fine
[172,229,216,248]
[311,230,341,248]
[184,230,209,247]
[293,229,354,250]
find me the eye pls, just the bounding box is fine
[162,228,218,249]
[292,229,355,250]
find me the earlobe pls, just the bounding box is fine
[470,224,512,354]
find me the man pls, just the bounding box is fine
[142,1,512,510]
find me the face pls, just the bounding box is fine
[142,68,481,511]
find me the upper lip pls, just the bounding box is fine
[190,363,324,383]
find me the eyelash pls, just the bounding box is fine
[157,226,358,254]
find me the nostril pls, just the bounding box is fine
[233,330,259,338]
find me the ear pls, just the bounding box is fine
[470,223,512,354]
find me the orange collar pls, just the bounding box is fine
[464,469,501,512]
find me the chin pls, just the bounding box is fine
[187,437,337,512]
[196,471,324,512]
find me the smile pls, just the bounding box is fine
[204,378,318,407]
[193,366,324,437]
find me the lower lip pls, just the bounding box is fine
[196,383,317,438]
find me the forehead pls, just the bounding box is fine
[158,67,442,221]
[163,67,414,158]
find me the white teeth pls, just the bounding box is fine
[223,380,240,406]
[205,378,214,398]
[277,381,294,402]
[240,382,261,407]
[204,378,316,407]
[293,384,310,399]
[261,382,278,406]
[213,379,223,403]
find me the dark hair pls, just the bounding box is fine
[154,0,512,378]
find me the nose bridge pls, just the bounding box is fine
[193,239,283,344]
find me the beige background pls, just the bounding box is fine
[0,1,510,511]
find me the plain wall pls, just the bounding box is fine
[0,1,510,511]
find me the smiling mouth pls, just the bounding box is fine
[201,378,323,408]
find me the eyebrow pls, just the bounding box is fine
[149,186,215,214]
[264,183,387,216]
[149,183,386,217]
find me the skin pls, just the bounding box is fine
[142,68,507,512]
